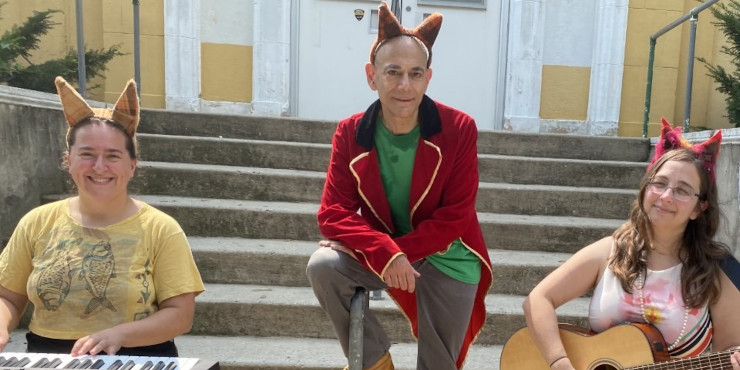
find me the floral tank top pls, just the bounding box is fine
[589,263,713,358]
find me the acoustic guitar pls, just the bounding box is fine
[499,323,736,369]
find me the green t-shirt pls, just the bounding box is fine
[375,120,480,284]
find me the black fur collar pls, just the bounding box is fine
[355,95,441,150]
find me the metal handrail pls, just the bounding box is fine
[348,287,369,370]
[642,0,720,137]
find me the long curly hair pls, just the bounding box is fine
[610,148,729,308]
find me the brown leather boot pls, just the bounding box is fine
[343,352,394,370]
[365,352,394,370]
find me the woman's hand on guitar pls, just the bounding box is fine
[731,351,740,370]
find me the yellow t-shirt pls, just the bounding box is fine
[0,199,205,339]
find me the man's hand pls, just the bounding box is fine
[383,255,420,293]
[319,240,358,260]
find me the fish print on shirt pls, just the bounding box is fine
[79,240,117,314]
[35,238,81,311]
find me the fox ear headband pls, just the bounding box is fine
[369,1,442,68]
[54,76,140,138]
[649,117,722,182]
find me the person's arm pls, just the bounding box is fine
[0,285,29,351]
[318,121,404,271]
[709,268,740,370]
[71,292,195,356]
[394,116,480,262]
[522,236,611,370]
[318,239,419,292]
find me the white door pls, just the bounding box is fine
[297,0,504,130]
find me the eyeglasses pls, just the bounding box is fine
[647,180,700,202]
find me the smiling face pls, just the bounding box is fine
[365,36,432,130]
[66,122,137,204]
[642,159,704,232]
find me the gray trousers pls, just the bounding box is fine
[306,247,477,370]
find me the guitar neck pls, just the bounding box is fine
[628,349,734,370]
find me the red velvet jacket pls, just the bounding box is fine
[317,95,493,368]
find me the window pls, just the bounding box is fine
[417,0,486,9]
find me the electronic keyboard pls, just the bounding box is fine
[0,352,219,370]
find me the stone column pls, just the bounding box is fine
[587,0,629,136]
[164,0,201,112]
[252,0,291,116]
[504,0,545,132]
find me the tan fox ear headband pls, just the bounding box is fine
[369,1,442,68]
[54,76,140,137]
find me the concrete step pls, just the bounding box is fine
[67,195,619,254]
[477,130,650,162]
[478,154,646,189]
[477,182,634,219]
[137,134,332,172]
[137,134,647,189]
[131,162,325,204]
[187,237,572,296]
[45,194,620,254]
[139,109,650,162]
[190,283,591,347]
[130,161,635,219]
[6,331,504,370]
[139,110,338,145]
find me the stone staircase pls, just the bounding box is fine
[10,110,651,369]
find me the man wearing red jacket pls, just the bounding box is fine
[306,3,492,369]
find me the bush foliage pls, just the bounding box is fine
[700,0,740,128]
[0,4,123,93]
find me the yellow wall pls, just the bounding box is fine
[0,0,165,108]
[201,43,253,103]
[540,65,590,121]
[4,1,734,134]
[619,0,731,137]
[101,0,165,108]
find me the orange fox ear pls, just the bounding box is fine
[369,1,442,68]
[109,79,139,137]
[55,76,140,137]
[410,10,442,66]
[55,76,95,127]
[374,2,404,50]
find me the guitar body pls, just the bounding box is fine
[500,323,670,370]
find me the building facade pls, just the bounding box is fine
[0,0,732,136]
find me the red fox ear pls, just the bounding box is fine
[649,117,688,167]
[369,1,442,68]
[647,117,723,182]
[693,129,722,182]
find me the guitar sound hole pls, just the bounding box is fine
[593,365,618,370]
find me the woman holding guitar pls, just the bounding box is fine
[522,118,740,370]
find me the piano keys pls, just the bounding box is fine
[0,352,218,370]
